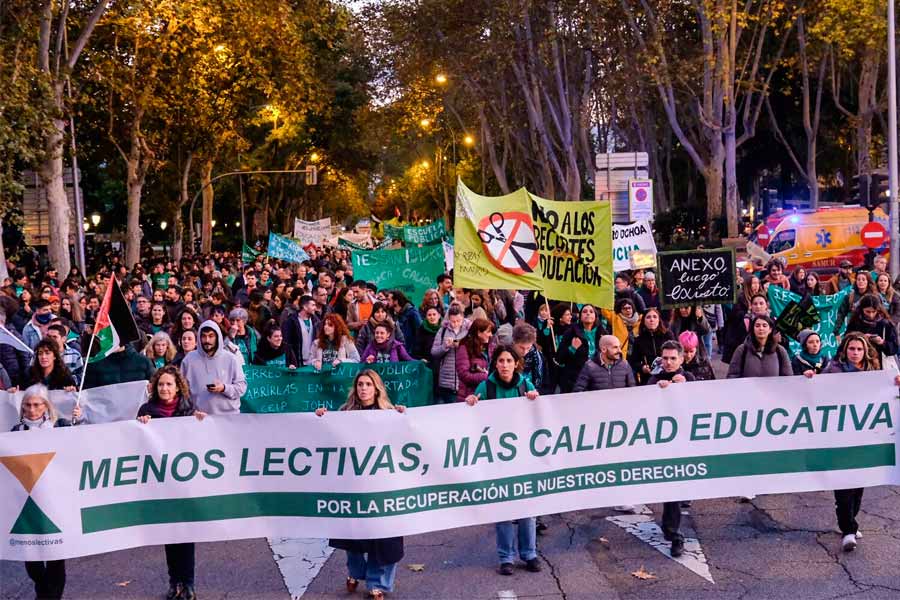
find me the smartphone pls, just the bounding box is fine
[206,383,216,391]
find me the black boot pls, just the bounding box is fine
[166,583,180,600]
[179,584,196,600]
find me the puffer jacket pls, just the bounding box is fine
[430,319,470,390]
[455,342,491,402]
[572,356,635,392]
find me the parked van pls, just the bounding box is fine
[749,206,888,272]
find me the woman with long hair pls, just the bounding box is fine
[173,329,197,368]
[804,272,824,297]
[808,333,883,552]
[315,371,405,599]
[788,266,807,295]
[143,331,177,369]
[556,304,605,393]
[835,271,875,331]
[148,301,172,336]
[629,308,675,385]
[28,339,76,390]
[721,275,763,362]
[465,346,541,576]
[419,289,444,319]
[726,315,792,378]
[12,384,81,600]
[171,307,200,349]
[312,314,360,370]
[455,318,495,402]
[355,302,404,354]
[874,272,900,327]
[136,366,206,600]
[845,293,899,357]
[253,319,298,368]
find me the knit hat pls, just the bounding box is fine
[678,330,698,351]
[797,329,819,348]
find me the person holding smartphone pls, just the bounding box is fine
[180,320,247,415]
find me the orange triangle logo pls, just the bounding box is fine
[0,452,56,493]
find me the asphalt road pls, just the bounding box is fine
[4,359,900,599]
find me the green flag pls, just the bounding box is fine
[242,244,260,264]
[768,285,850,359]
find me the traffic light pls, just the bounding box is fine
[851,173,888,208]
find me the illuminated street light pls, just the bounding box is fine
[83,221,89,232]
[211,220,217,228]
[91,213,100,227]
[435,73,447,84]
[463,134,475,147]
[420,160,430,169]
[310,152,320,162]
[160,220,168,231]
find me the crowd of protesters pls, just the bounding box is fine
[6,242,900,599]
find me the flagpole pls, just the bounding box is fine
[75,328,96,407]
[543,293,557,353]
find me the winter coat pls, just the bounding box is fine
[231,327,260,365]
[845,316,899,357]
[683,356,716,381]
[647,367,696,385]
[355,316,404,355]
[252,340,298,368]
[394,303,422,354]
[455,342,491,402]
[311,337,360,366]
[791,353,830,375]
[430,320,470,390]
[83,346,155,389]
[616,288,647,314]
[180,320,248,415]
[726,339,792,378]
[637,286,661,312]
[11,417,71,432]
[413,323,440,364]
[282,312,322,367]
[361,339,415,363]
[600,309,640,357]
[572,355,635,392]
[720,299,750,363]
[473,371,536,400]
[628,328,675,384]
[556,325,605,393]
[137,397,196,419]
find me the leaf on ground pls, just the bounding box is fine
[631,566,656,580]
[407,563,426,572]
[115,580,132,587]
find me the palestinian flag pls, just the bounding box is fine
[88,279,141,363]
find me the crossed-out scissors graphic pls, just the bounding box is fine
[477,211,539,274]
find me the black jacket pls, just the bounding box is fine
[556,324,606,393]
[11,417,71,432]
[648,368,696,384]
[629,329,675,384]
[845,316,899,357]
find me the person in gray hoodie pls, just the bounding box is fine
[180,320,247,415]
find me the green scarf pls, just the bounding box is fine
[798,349,824,369]
[422,320,441,334]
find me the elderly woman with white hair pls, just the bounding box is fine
[11,384,82,600]
[227,307,259,365]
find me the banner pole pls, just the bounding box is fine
[543,293,557,352]
[75,329,96,407]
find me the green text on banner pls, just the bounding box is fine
[2,371,897,561]
[241,362,434,413]
[530,195,613,308]
[352,245,445,303]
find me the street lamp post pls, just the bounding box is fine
[888,0,899,278]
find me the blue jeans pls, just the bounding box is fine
[347,552,398,592]
[702,331,714,358]
[495,518,537,564]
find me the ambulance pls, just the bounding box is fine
[747,206,889,271]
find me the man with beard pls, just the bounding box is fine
[180,321,247,415]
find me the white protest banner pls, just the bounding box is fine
[0,381,148,432]
[2,372,897,560]
[612,219,657,272]
[442,239,454,272]
[293,218,331,246]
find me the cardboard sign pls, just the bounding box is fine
[612,219,657,272]
[657,248,737,308]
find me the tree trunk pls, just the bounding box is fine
[200,159,214,253]
[856,46,880,177]
[42,116,71,274]
[705,159,724,235]
[0,218,9,283]
[724,128,739,237]
[124,154,144,268]
[173,152,192,262]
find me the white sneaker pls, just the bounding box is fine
[842,534,857,552]
[855,529,862,539]
[614,505,637,513]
